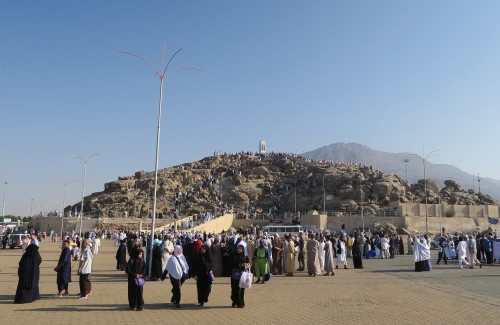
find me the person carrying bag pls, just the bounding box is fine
[163,245,189,308]
[231,244,249,308]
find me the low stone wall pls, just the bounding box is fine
[300,213,492,234]
[30,216,174,233]
[32,212,494,236]
[30,217,96,234]
[395,202,500,218]
[324,215,404,233]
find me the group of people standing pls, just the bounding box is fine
[119,233,244,310]
[14,233,94,304]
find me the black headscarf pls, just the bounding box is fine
[232,244,248,270]
[194,244,213,276]
[127,249,146,277]
[19,244,42,288]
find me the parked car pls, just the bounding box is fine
[430,235,446,250]
[7,233,25,249]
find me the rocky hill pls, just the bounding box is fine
[70,152,498,219]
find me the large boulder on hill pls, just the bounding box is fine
[373,181,391,200]
[444,179,461,192]
[104,180,135,193]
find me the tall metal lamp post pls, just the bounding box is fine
[477,173,481,194]
[118,44,202,278]
[403,158,410,182]
[75,154,99,237]
[322,176,326,214]
[61,179,79,239]
[294,180,297,215]
[360,183,365,233]
[423,149,439,234]
[2,181,7,217]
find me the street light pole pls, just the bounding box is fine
[294,180,297,215]
[2,181,7,217]
[75,154,99,237]
[30,198,34,216]
[403,158,410,182]
[360,183,365,233]
[423,148,439,234]
[478,173,481,194]
[61,179,79,239]
[323,176,326,214]
[118,45,202,278]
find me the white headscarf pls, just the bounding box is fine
[413,236,430,262]
[165,245,189,279]
[236,237,248,256]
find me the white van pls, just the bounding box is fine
[262,225,303,238]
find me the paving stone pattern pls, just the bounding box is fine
[0,240,499,324]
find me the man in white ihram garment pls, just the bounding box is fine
[467,234,482,269]
[335,235,348,269]
[318,237,325,272]
[456,236,470,269]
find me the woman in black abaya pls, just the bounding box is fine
[150,243,163,280]
[193,244,213,306]
[231,244,249,308]
[116,239,127,271]
[126,249,146,311]
[14,243,42,303]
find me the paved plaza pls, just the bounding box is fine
[1,239,499,324]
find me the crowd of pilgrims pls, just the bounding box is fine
[11,225,498,309]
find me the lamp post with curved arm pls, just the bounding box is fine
[75,154,99,237]
[423,149,439,234]
[2,181,7,217]
[61,179,79,239]
[294,180,297,215]
[118,44,203,278]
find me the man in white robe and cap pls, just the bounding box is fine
[456,236,470,269]
[335,235,348,269]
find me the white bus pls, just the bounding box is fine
[262,225,303,238]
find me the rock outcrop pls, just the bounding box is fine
[70,153,498,218]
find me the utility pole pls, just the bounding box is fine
[478,173,481,194]
[2,181,8,217]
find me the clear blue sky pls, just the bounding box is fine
[1,1,500,216]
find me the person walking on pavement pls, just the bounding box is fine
[77,239,93,299]
[54,239,72,297]
[456,236,470,269]
[467,235,482,269]
[297,231,305,271]
[163,245,189,308]
[436,236,448,265]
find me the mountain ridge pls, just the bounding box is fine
[302,142,500,201]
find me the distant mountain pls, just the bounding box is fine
[302,142,500,201]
